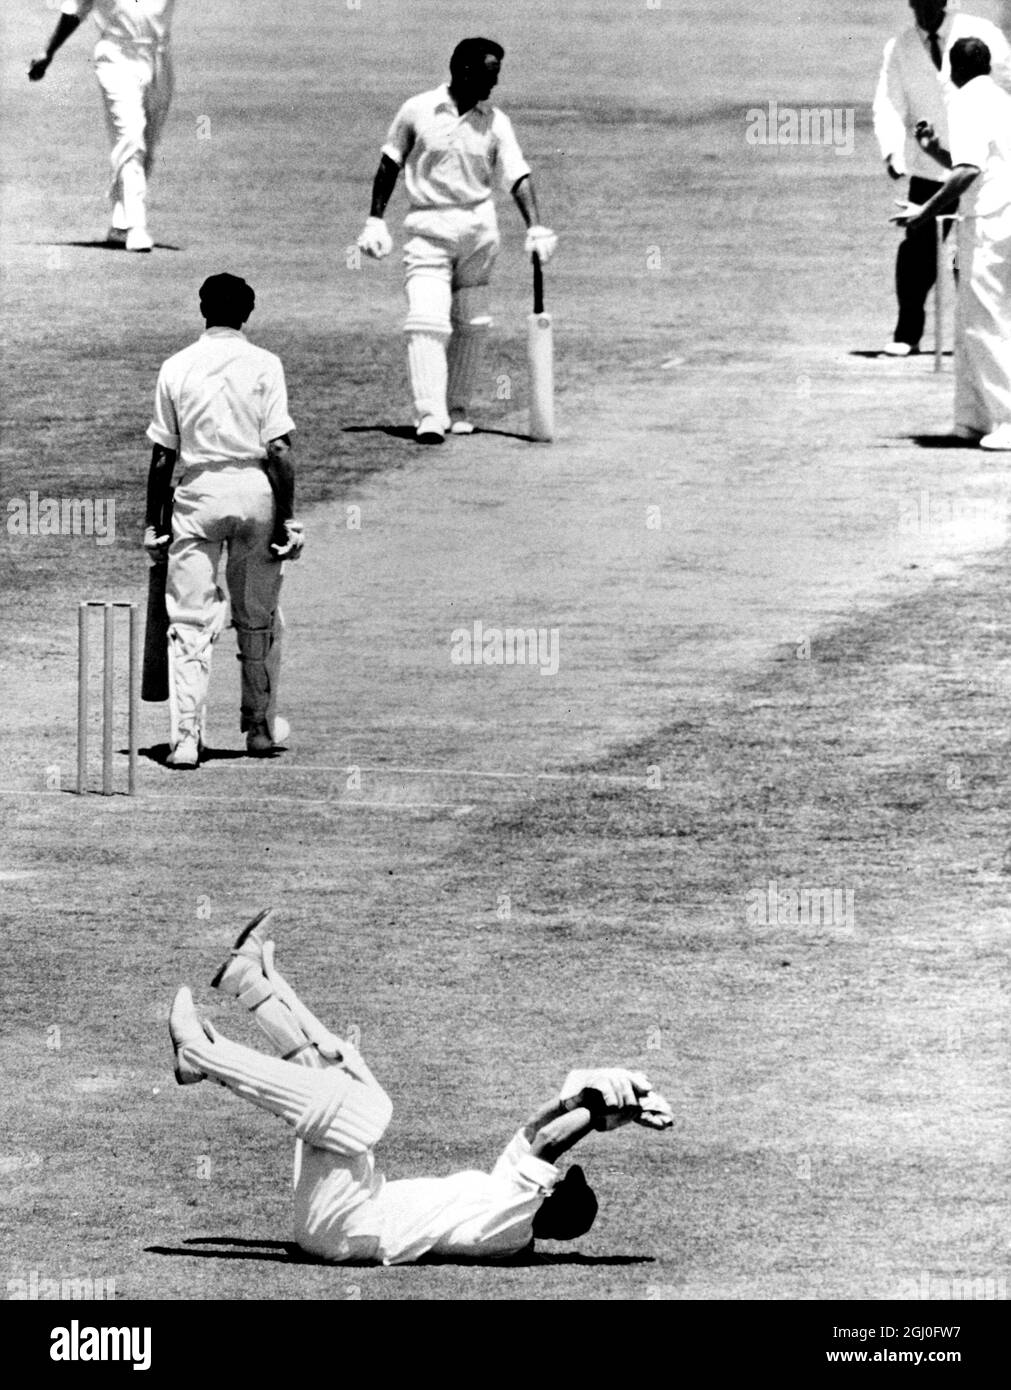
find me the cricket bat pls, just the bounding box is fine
[142,553,169,702]
[528,252,554,442]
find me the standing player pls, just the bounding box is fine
[168,912,674,1265]
[28,0,179,252]
[145,274,303,767]
[893,39,1011,448]
[873,0,1011,356]
[356,38,558,443]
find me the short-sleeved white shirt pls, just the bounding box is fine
[147,328,295,471]
[60,0,176,46]
[948,75,1011,219]
[381,84,531,209]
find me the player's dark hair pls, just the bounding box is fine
[950,36,991,79]
[531,1164,598,1241]
[199,273,256,327]
[449,37,504,76]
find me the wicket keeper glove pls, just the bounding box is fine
[524,225,558,264]
[357,217,393,259]
[270,520,305,562]
[144,525,170,559]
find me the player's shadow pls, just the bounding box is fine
[141,742,250,767]
[146,1238,654,1267]
[146,1238,324,1265]
[848,348,951,359]
[910,433,980,448]
[44,239,183,253]
[342,424,539,443]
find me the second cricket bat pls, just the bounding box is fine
[528,252,554,442]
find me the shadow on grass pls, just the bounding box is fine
[42,239,183,253]
[146,1237,654,1267]
[140,743,250,767]
[910,434,980,449]
[342,424,539,444]
[848,349,951,360]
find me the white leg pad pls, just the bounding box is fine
[447,323,490,421]
[406,332,449,428]
[181,1026,393,1155]
[261,941,380,1089]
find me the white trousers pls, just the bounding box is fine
[94,38,174,229]
[166,464,284,737]
[953,205,1011,434]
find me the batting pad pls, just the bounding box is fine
[182,1027,393,1155]
[447,322,489,421]
[406,332,449,427]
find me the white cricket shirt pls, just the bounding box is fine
[872,12,1011,179]
[60,0,176,47]
[147,328,295,470]
[381,84,531,209]
[948,75,1011,219]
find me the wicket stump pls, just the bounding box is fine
[77,601,140,795]
[934,214,959,374]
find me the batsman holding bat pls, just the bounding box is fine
[169,912,673,1265]
[144,274,303,768]
[357,37,558,444]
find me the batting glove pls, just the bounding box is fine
[270,519,305,562]
[357,216,393,260]
[524,225,558,265]
[144,525,170,559]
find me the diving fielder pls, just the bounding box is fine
[169,913,673,1264]
[145,274,303,767]
[29,0,178,252]
[356,37,558,443]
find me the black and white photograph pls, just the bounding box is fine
[1,0,1008,1351]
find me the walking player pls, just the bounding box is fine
[893,39,1011,448]
[145,274,303,767]
[29,1,180,251]
[356,37,558,443]
[873,0,1011,356]
[168,912,674,1264]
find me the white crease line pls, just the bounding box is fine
[196,763,646,784]
[0,789,473,812]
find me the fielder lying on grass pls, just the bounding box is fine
[168,912,673,1265]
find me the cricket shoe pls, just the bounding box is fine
[415,416,446,445]
[880,341,919,357]
[980,424,1011,451]
[125,227,154,253]
[167,731,200,768]
[210,909,274,995]
[449,416,475,435]
[169,986,212,1085]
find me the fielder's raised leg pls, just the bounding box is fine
[357,37,558,443]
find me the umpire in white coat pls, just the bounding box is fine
[872,1,1011,355]
[892,38,1011,448]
